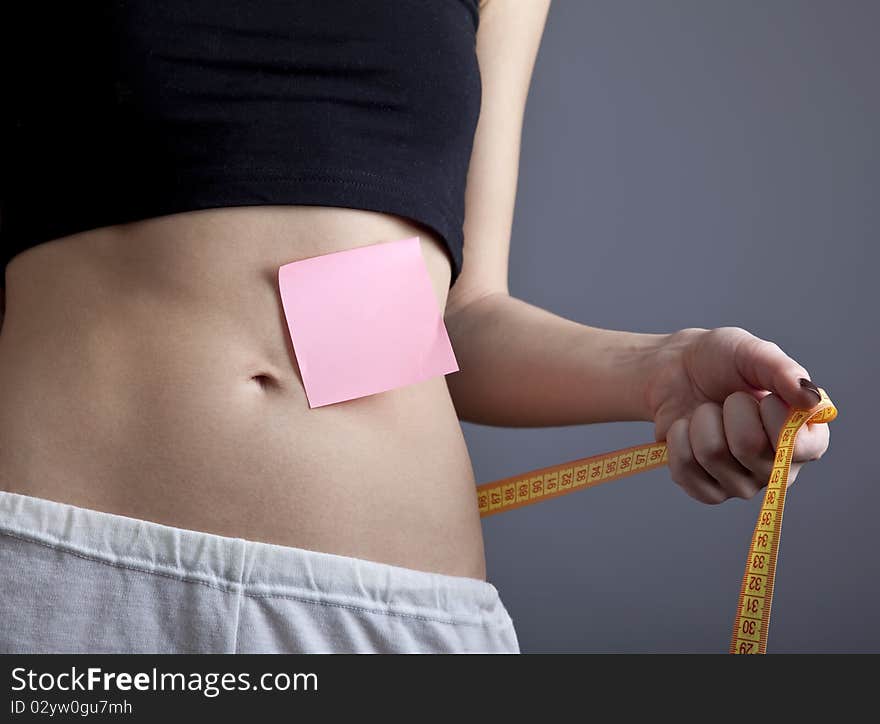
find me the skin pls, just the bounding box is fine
[0,0,829,583]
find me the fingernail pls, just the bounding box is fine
[799,378,821,402]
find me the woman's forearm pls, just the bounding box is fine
[443,292,670,427]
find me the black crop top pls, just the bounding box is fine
[1,0,482,288]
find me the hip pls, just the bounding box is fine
[0,489,517,653]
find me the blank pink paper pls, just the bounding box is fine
[277,236,459,408]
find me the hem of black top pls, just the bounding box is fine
[0,168,465,290]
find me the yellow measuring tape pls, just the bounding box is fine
[476,387,837,654]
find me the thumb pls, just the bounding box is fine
[734,335,822,410]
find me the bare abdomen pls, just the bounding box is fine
[0,205,486,580]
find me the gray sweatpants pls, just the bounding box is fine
[0,490,519,653]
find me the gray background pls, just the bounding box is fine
[466,0,878,653]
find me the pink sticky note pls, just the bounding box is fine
[277,236,459,408]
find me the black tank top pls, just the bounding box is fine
[1,0,482,288]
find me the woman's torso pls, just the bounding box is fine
[0,207,487,580]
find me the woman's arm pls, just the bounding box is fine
[445,1,829,505]
[446,292,665,426]
[446,0,661,426]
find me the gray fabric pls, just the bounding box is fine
[0,490,519,654]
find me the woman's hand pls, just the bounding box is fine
[644,327,831,504]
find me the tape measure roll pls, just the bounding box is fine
[476,387,837,654]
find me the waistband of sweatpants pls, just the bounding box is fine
[0,490,512,628]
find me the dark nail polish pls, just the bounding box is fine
[799,378,821,402]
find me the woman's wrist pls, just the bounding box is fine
[615,329,673,423]
[638,326,711,422]
[582,326,714,424]
[569,326,671,424]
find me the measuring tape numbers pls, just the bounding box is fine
[476,387,837,654]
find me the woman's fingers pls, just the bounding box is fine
[670,391,833,506]
[723,391,776,485]
[666,417,727,504]
[756,391,831,470]
[732,331,819,410]
[689,401,762,500]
